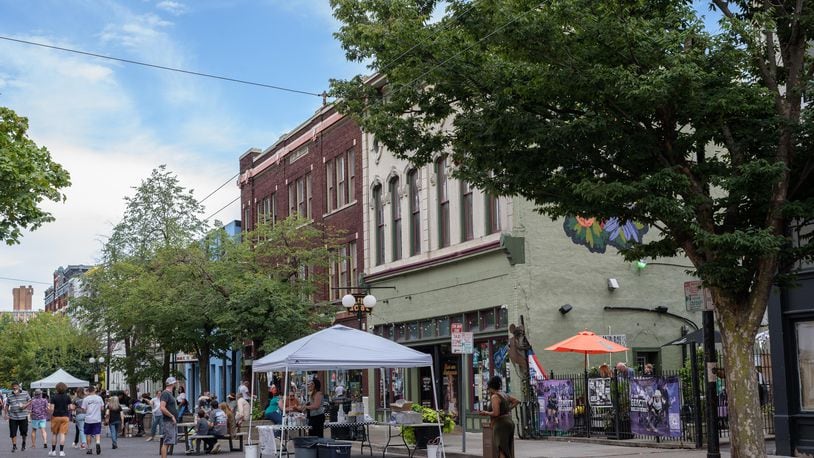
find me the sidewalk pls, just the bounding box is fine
[361,426,784,458]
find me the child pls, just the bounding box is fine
[195,409,217,454]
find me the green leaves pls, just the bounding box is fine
[0,107,71,245]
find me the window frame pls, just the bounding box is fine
[390,177,402,261]
[408,169,421,256]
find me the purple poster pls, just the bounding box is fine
[537,379,574,432]
[629,376,682,437]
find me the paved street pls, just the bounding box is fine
[0,421,783,458]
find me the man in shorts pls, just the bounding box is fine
[49,382,73,457]
[160,377,179,458]
[4,381,31,452]
[81,386,104,455]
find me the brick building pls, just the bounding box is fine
[44,265,93,313]
[12,285,33,311]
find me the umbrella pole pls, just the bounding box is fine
[584,352,590,438]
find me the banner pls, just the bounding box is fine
[537,379,574,432]
[528,350,548,381]
[629,376,682,437]
[588,378,612,407]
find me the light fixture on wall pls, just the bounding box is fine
[654,305,669,314]
[607,278,620,291]
[559,304,573,315]
[635,259,648,271]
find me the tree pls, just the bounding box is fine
[0,313,98,387]
[75,165,205,395]
[330,1,812,456]
[0,107,71,245]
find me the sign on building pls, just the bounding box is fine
[684,280,714,312]
[600,334,627,348]
[451,323,473,354]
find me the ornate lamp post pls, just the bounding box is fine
[341,292,376,330]
[89,356,105,387]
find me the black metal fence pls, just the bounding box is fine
[517,348,774,446]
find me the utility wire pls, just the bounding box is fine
[0,35,323,97]
[200,172,239,205]
[204,196,240,222]
[0,276,51,286]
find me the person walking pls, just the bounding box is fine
[159,377,179,458]
[81,385,105,455]
[478,376,520,458]
[5,381,32,452]
[49,382,73,457]
[30,389,49,449]
[147,389,163,441]
[73,389,87,449]
[104,396,122,450]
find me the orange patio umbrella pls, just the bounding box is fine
[544,330,629,370]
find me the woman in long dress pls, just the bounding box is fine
[478,376,520,458]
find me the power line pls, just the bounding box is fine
[200,172,239,205]
[0,35,323,97]
[204,196,240,222]
[0,276,51,286]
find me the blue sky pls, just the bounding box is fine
[0,0,366,307]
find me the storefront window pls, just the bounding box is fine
[421,320,436,339]
[471,337,510,411]
[395,323,406,341]
[797,321,814,410]
[497,307,508,328]
[378,368,405,408]
[327,369,364,402]
[465,312,478,331]
[437,317,451,337]
[408,323,419,340]
[480,309,495,330]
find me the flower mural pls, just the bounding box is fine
[563,216,648,253]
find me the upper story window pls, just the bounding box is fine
[373,184,385,266]
[288,173,312,219]
[390,177,402,261]
[408,169,421,256]
[461,181,473,242]
[330,240,359,300]
[485,192,501,235]
[288,145,308,164]
[436,157,450,248]
[327,148,356,212]
[243,206,250,231]
[256,194,277,226]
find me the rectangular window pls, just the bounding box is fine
[306,173,312,219]
[348,149,356,204]
[390,178,402,261]
[290,174,312,219]
[337,155,346,208]
[297,178,306,216]
[288,183,296,216]
[243,206,250,230]
[798,321,814,410]
[437,157,450,248]
[338,244,348,289]
[409,170,421,255]
[348,240,357,287]
[270,193,277,225]
[461,181,473,241]
[326,160,335,212]
[485,193,501,234]
[288,145,308,164]
[374,185,385,266]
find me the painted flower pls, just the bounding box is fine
[564,215,648,253]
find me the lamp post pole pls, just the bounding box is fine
[89,356,105,388]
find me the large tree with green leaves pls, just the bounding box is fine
[330,1,812,456]
[0,107,71,245]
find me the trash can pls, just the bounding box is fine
[292,436,320,458]
[316,441,352,458]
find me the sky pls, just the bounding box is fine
[0,0,367,309]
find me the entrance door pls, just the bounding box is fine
[419,366,434,407]
[633,349,661,374]
[441,357,460,419]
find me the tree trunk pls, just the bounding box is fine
[163,352,171,382]
[717,305,765,458]
[198,344,211,394]
[124,336,138,399]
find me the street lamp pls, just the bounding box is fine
[89,356,105,386]
[341,293,376,330]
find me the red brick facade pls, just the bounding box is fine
[238,105,364,306]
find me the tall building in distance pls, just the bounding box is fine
[44,265,93,313]
[12,285,33,310]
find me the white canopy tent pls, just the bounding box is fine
[30,368,90,389]
[251,324,445,457]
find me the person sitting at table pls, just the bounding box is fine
[283,386,301,415]
[298,378,325,437]
[263,385,283,424]
[208,400,227,454]
[195,409,217,454]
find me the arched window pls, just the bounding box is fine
[408,169,421,255]
[390,177,402,261]
[373,184,385,266]
[436,157,450,248]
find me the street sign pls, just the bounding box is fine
[684,281,714,312]
[451,323,473,354]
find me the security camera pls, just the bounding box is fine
[607,278,619,290]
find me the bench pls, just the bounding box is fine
[189,432,247,454]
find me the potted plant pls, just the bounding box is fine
[401,405,455,449]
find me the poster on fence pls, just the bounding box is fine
[629,376,682,437]
[588,378,612,407]
[537,379,574,433]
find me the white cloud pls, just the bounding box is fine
[156,1,189,16]
[266,0,337,25]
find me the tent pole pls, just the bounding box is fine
[248,370,255,445]
[429,364,445,458]
[279,367,289,458]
